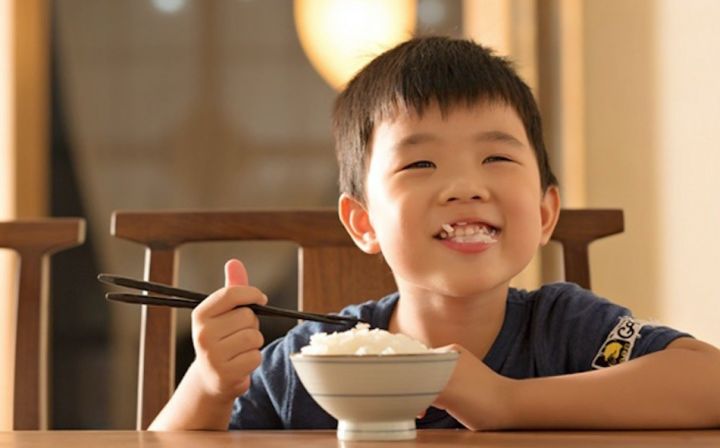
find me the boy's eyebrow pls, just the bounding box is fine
[473,130,526,148]
[393,130,525,151]
[392,133,438,150]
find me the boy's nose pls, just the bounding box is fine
[438,178,490,204]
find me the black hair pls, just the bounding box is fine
[333,36,558,201]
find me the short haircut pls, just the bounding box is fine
[332,36,558,201]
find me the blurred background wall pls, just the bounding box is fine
[584,0,720,347]
[1,0,719,430]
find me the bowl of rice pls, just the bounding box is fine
[290,323,459,441]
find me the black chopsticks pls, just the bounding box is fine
[97,274,363,326]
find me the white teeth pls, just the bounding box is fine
[452,232,497,243]
[437,222,498,243]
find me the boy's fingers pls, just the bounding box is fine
[204,328,264,366]
[216,328,265,359]
[433,343,463,354]
[195,286,268,319]
[225,258,249,287]
[204,307,261,341]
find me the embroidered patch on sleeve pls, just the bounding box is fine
[591,316,647,369]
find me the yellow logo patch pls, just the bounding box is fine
[591,316,646,369]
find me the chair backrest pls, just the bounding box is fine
[111,208,622,429]
[550,209,624,289]
[0,218,86,430]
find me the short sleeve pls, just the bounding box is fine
[529,283,692,374]
[630,321,693,359]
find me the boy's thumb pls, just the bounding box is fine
[224,258,249,287]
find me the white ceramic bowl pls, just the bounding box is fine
[290,351,459,441]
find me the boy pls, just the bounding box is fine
[150,36,720,431]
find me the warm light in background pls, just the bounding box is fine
[462,0,511,57]
[151,0,188,14]
[0,3,14,218]
[0,0,17,431]
[293,0,416,91]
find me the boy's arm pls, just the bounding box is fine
[149,361,237,430]
[436,338,720,430]
[149,259,267,431]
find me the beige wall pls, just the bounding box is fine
[0,0,49,429]
[585,0,720,346]
[584,0,660,320]
[0,0,15,431]
[656,0,720,346]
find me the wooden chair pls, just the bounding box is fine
[551,209,624,290]
[111,208,623,429]
[0,218,86,430]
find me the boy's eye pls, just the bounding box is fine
[402,160,436,170]
[484,155,513,163]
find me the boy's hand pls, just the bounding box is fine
[431,344,514,431]
[190,259,268,402]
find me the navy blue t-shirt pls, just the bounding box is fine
[229,282,690,429]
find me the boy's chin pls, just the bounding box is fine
[421,278,511,300]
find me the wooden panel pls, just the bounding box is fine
[137,247,178,430]
[553,209,624,241]
[2,429,720,447]
[300,247,396,315]
[0,220,86,251]
[13,0,50,218]
[112,210,351,248]
[0,218,85,430]
[551,209,624,289]
[13,252,47,430]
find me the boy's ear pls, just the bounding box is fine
[338,193,381,254]
[539,186,561,246]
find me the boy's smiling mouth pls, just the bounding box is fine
[434,221,500,243]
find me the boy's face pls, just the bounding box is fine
[340,101,560,298]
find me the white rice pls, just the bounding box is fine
[300,323,430,355]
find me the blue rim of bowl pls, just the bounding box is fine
[289,351,459,361]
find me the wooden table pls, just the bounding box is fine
[2,429,720,447]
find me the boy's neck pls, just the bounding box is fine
[387,283,509,360]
